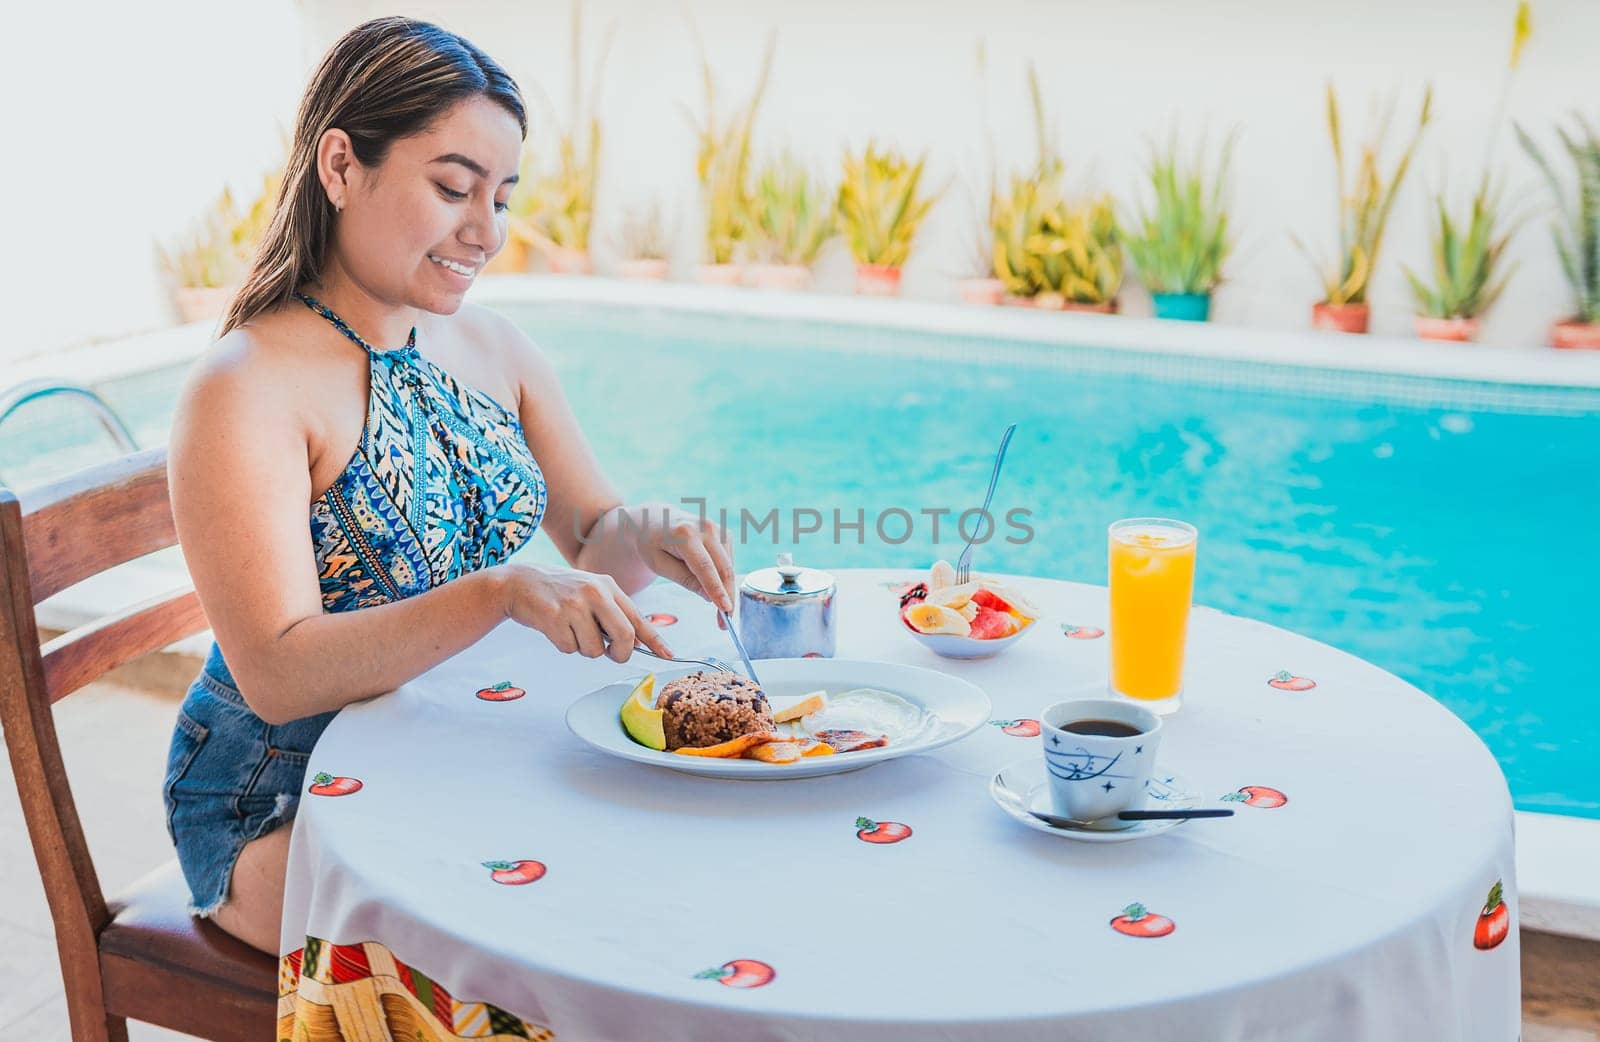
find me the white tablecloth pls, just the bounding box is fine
[278,568,1519,1042]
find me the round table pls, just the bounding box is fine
[278,568,1519,1042]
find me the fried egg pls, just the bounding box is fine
[798,688,926,744]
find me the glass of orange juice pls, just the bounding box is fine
[1108,518,1197,714]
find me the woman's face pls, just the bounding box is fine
[329,95,523,314]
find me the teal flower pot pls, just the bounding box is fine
[1151,292,1212,322]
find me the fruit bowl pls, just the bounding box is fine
[901,617,1036,660]
[895,561,1040,661]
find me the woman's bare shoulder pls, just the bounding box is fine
[176,307,336,436]
[452,303,557,404]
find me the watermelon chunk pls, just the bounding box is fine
[972,588,1014,613]
[968,606,1016,640]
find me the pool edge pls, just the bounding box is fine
[477,275,1600,390]
[1517,810,1600,942]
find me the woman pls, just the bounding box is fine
[163,16,735,954]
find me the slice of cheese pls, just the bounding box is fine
[773,690,828,724]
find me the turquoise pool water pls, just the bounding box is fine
[518,303,1598,820]
[5,302,1596,818]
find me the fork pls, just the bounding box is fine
[956,423,1018,585]
[630,645,741,676]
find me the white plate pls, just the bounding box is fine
[989,758,1198,843]
[566,658,992,779]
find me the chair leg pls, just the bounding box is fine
[63,1003,128,1042]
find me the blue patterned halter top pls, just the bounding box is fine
[297,292,548,611]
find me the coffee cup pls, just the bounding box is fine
[1040,699,1163,823]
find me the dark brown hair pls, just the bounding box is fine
[221,17,526,335]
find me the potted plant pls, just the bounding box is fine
[1296,83,1434,334]
[988,64,1120,312]
[530,126,601,275]
[159,169,279,324]
[747,152,835,290]
[160,190,244,323]
[990,66,1063,308]
[955,40,1006,306]
[542,5,611,275]
[992,180,1122,312]
[1403,179,1517,342]
[614,202,673,280]
[1127,131,1236,321]
[992,171,1055,305]
[956,200,1006,305]
[837,142,937,296]
[691,34,774,285]
[1033,196,1124,313]
[1517,115,1600,349]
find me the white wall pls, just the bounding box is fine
[11,0,1599,366]
[6,0,306,366]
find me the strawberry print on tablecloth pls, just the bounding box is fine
[855,817,913,844]
[1474,881,1510,951]
[1220,786,1288,809]
[476,680,526,701]
[1110,903,1175,939]
[696,959,776,989]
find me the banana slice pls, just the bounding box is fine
[957,600,979,622]
[905,602,972,636]
[983,582,1040,618]
[928,560,956,591]
[926,580,980,609]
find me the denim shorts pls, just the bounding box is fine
[162,642,336,916]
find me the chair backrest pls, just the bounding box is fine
[0,447,207,1014]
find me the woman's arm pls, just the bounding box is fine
[489,308,737,611]
[169,330,668,726]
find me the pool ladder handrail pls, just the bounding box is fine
[0,378,140,486]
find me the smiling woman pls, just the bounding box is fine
[154,15,738,961]
[221,21,526,336]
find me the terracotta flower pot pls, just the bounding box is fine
[1032,293,1066,311]
[484,239,531,275]
[1551,319,1600,350]
[855,263,902,297]
[617,258,670,281]
[1312,302,1370,334]
[956,277,1005,306]
[745,263,811,291]
[1061,298,1118,314]
[1414,315,1480,342]
[543,247,591,275]
[695,262,745,286]
[174,285,236,324]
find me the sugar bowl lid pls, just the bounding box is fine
[741,552,834,598]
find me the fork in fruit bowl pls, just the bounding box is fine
[956,423,1018,585]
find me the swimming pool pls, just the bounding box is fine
[510,300,1599,820]
[6,296,1596,819]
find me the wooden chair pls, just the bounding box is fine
[0,447,275,1041]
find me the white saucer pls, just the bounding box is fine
[989,758,1198,843]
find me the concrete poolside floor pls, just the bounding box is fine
[2,667,1597,1041]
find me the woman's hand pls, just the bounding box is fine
[635,507,738,616]
[499,564,673,663]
